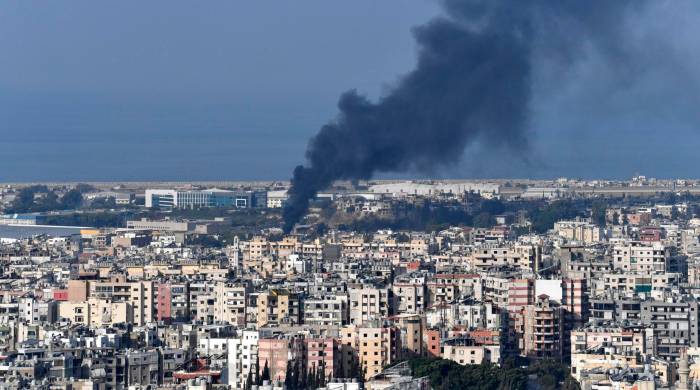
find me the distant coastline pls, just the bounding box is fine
[0,225,89,239]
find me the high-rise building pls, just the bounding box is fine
[520,295,564,360]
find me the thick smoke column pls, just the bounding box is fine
[283,0,643,232]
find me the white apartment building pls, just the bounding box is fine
[349,285,394,325]
[613,242,670,276]
[226,330,259,389]
[303,294,349,327]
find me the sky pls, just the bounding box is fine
[1,1,700,182]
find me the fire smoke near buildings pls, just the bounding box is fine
[283,0,646,232]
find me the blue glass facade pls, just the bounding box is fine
[147,189,267,209]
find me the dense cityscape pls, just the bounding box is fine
[0,178,698,389]
[5,0,700,388]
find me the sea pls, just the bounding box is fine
[0,224,88,240]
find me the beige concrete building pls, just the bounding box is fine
[519,295,564,360]
[256,289,301,327]
[554,220,604,243]
[469,244,542,272]
[391,314,424,356]
[349,285,394,325]
[88,298,132,327]
[393,281,427,314]
[58,298,132,327]
[341,324,401,380]
[67,280,89,302]
[89,276,154,325]
[442,340,500,365]
[213,282,249,326]
[58,301,89,325]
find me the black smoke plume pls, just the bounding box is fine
[283,0,644,232]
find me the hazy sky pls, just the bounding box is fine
[2,1,700,182]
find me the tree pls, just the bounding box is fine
[529,200,581,233]
[527,360,581,390]
[90,196,117,209]
[44,212,124,228]
[39,191,60,210]
[591,201,607,226]
[255,355,261,385]
[315,222,328,237]
[473,212,495,228]
[407,357,579,390]
[663,192,678,204]
[347,354,361,381]
[285,361,295,389]
[671,206,680,220]
[261,360,270,383]
[75,183,96,193]
[396,232,411,243]
[245,370,253,390]
[10,187,36,212]
[7,185,66,213]
[295,360,307,390]
[61,189,83,209]
[318,360,326,387]
[308,365,317,389]
[408,358,527,389]
[479,199,505,215]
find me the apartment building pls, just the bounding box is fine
[469,244,542,272]
[303,295,349,327]
[189,282,215,324]
[613,242,670,276]
[426,301,501,330]
[507,279,536,314]
[226,330,259,389]
[426,281,459,304]
[213,282,249,327]
[519,295,564,360]
[554,220,605,243]
[258,335,305,383]
[155,282,189,323]
[571,323,647,354]
[431,273,480,301]
[391,314,424,356]
[341,324,401,380]
[641,297,700,360]
[89,277,155,326]
[349,285,394,325]
[589,296,642,322]
[256,289,302,327]
[442,337,501,365]
[392,281,427,314]
[562,279,588,326]
[479,276,511,309]
[58,298,132,328]
[306,338,339,380]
